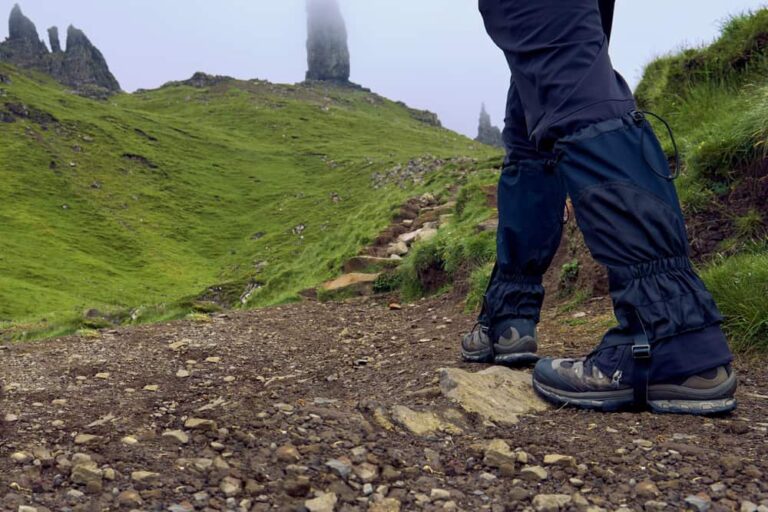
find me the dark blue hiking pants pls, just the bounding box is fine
[478,0,733,382]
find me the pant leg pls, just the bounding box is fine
[479,0,733,381]
[479,0,635,150]
[479,79,566,340]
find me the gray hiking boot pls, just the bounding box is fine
[461,319,539,366]
[533,358,737,415]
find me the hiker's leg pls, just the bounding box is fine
[479,0,734,412]
[462,79,566,365]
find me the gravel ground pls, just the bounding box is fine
[1,294,766,512]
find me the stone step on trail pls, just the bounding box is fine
[320,272,380,296]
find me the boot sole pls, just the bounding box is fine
[461,348,493,364]
[494,352,540,366]
[461,349,539,367]
[533,372,737,416]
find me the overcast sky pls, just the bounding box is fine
[1,1,765,137]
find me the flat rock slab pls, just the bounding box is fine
[321,273,379,293]
[439,366,548,424]
[390,405,464,436]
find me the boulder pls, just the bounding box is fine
[439,366,547,424]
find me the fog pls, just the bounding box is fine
[1,0,764,137]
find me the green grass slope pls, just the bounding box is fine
[0,64,495,339]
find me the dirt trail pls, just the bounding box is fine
[1,294,766,512]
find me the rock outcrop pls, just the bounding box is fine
[475,103,503,148]
[0,4,48,68]
[305,0,350,83]
[0,4,120,95]
[47,26,61,53]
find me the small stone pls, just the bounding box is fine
[74,434,100,445]
[484,439,516,468]
[644,501,668,510]
[431,489,451,501]
[121,436,139,445]
[176,369,190,378]
[685,494,712,512]
[720,455,743,471]
[10,451,32,464]
[184,418,217,430]
[520,465,548,482]
[117,490,143,507]
[305,492,338,512]
[162,430,190,444]
[276,445,301,463]
[709,483,726,496]
[479,472,497,482]
[32,447,53,465]
[633,439,654,449]
[389,303,402,310]
[192,458,213,472]
[131,471,161,483]
[363,483,374,495]
[143,384,159,392]
[223,376,236,383]
[326,458,353,479]
[741,502,758,512]
[70,463,103,492]
[18,506,38,512]
[636,480,661,499]
[572,493,589,507]
[369,498,402,512]
[532,494,572,512]
[220,476,242,497]
[103,468,116,480]
[205,356,221,363]
[354,463,378,483]
[543,454,576,467]
[569,478,584,487]
[274,402,295,413]
[284,477,311,497]
[5,413,19,422]
[95,372,110,379]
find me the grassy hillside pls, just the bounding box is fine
[391,8,768,353]
[0,64,495,339]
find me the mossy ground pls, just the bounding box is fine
[0,64,495,339]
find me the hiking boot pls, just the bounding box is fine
[461,319,539,366]
[532,358,737,415]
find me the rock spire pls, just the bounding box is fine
[305,0,350,83]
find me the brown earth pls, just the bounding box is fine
[1,293,766,512]
[687,160,768,262]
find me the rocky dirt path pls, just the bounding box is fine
[1,295,767,512]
